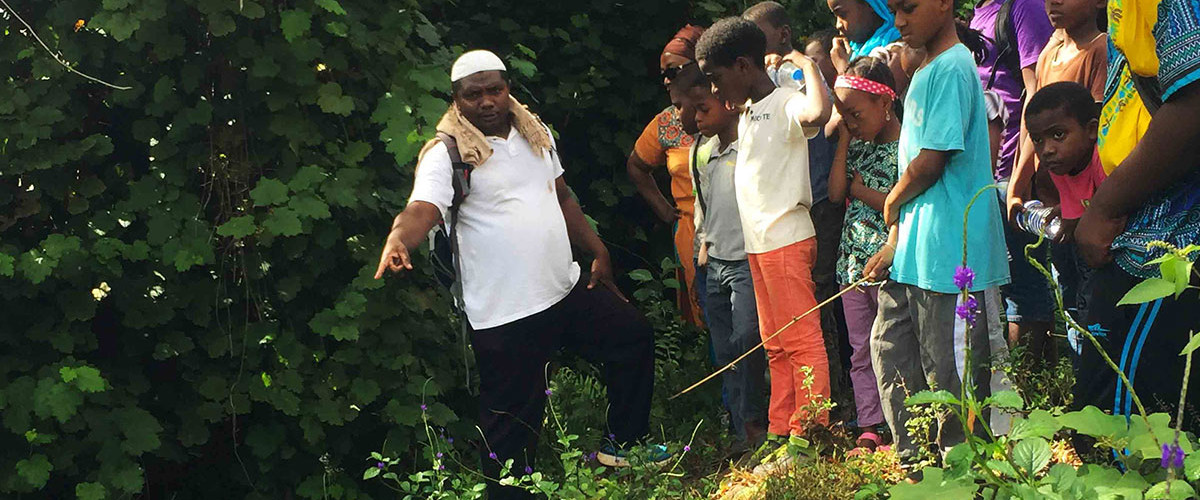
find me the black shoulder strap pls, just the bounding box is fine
[690,141,708,217]
[436,132,473,207]
[434,132,475,394]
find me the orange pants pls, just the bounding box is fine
[748,239,830,435]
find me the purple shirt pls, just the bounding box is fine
[970,0,1053,180]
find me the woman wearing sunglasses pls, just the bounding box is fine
[626,24,708,327]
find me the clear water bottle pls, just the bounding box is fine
[768,62,804,90]
[1015,200,1062,240]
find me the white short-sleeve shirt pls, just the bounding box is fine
[408,127,580,329]
[735,87,820,254]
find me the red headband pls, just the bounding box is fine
[834,74,897,101]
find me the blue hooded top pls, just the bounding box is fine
[848,0,901,58]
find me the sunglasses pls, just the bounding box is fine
[661,61,697,82]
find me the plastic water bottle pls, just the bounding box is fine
[1015,200,1062,240]
[768,62,804,90]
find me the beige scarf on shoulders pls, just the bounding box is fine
[417,96,553,168]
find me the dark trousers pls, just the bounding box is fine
[1076,264,1200,425]
[471,281,655,500]
[811,199,852,419]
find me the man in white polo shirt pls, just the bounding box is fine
[375,50,662,499]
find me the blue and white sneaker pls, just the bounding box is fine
[596,443,673,467]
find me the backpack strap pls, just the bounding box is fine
[434,131,475,394]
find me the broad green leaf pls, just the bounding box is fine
[628,269,653,282]
[985,390,1025,411]
[208,13,236,36]
[288,165,327,191]
[1146,480,1196,499]
[1117,278,1174,306]
[76,482,107,500]
[330,324,359,341]
[1009,409,1062,441]
[1181,332,1200,357]
[250,178,289,206]
[263,208,303,237]
[0,253,13,276]
[363,466,380,480]
[33,378,82,423]
[351,379,381,404]
[1057,406,1128,441]
[217,215,257,239]
[905,390,961,407]
[16,454,52,488]
[280,9,311,42]
[288,194,331,220]
[60,366,106,393]
[888,468,978,499]
[316,0,347,15]
[1186,452,1200,481]
[1127,413,1181,459]
[115,407,163,454]
[317,83,354,116]
[1012,437,1052,476]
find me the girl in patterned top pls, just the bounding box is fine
[828,56,900,451]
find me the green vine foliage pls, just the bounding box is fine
[0,0,830,497]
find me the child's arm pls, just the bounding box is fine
[864,224,900,281]
[781,55,833,128]
[828,124,852,205]
[1077,83,1200,266]
[882,149,949,225]
[850,173,889,212]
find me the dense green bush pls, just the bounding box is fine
[0,0,830,498]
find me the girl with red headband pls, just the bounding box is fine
[827,56,901,452]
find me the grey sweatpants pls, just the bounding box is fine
[870,281,1004,463]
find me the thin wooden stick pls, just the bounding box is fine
[670,275,872,400]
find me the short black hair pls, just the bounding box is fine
[695,17,767,69]
[669,63,709,92]
[1025,81,1099,126]
[451,70,509,95]
[805,28,838,53]
[743,1,789,29]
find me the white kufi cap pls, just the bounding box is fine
[450,50,507,82]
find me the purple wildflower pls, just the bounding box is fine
[955,296,979,326]
[588,451,598,462]
[524,465,533,475]
[683,445,691,452]
[376,461,386,469]
[953,265,975,290]
[1161,443,1185,469]
[447,437,454,444]
[438,464,445,471]
[436,452,443,459]
[488,452,498,460]
[420,404,427,411]
[545,388,553,396]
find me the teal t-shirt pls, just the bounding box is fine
[893,44,1011,294]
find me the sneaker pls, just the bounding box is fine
[751,435,812,475]
[748,433,788,464]
[596,443,673,468]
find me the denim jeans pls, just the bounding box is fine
[706,257,767,441]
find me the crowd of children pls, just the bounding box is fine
[635,0,1200,473]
